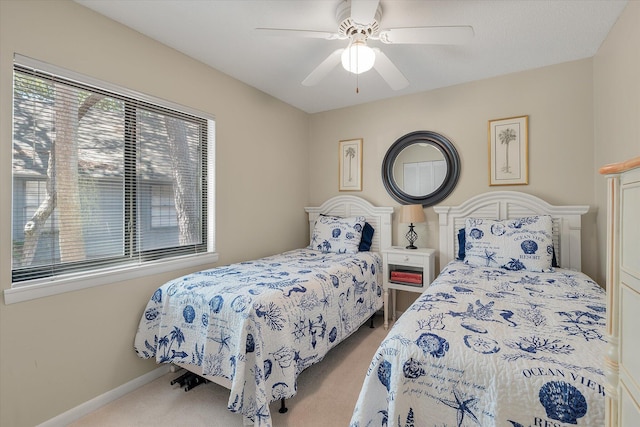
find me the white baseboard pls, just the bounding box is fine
[37,365,170,427]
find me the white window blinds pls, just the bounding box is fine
[12,56,212,283]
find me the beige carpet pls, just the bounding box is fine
[70,315,389,427]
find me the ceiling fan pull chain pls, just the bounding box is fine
[355,44,359,93]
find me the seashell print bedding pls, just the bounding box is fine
[134,248,383,427]
[351,261,606,427]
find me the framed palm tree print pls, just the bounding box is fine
[488,115,528,186]
[339,138,363,191]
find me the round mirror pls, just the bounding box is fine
[382,131,461,206]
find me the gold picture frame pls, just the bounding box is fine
[339,138,363,191]
[488,115,529,186]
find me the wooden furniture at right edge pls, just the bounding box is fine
[600,156,640,427]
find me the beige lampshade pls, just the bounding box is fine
[399,204,426,224]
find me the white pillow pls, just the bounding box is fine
[464,215,555,272]
[310,215,365,254]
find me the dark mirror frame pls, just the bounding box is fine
[382,130,461,206]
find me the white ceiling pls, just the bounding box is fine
[74,0,627,114]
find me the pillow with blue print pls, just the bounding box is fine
[457,226,559,267]
[311,215,366,254]
[463,215,555,272]
[316,214,375,252]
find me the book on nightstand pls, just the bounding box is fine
[390,270,423,286]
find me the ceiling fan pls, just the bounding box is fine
[256,0,473,90]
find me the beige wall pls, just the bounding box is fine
[594,1,640,284]
[309,58,597,298]
[0,1,309,426]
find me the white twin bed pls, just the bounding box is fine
[134,195,393,427]
[351,191,607,427]
[134,190,612,427]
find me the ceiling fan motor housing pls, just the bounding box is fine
[336,0,382,40]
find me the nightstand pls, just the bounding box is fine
[382,246,436,329]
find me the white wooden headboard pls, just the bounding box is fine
[305,195,393,254]
[433,191,589,271]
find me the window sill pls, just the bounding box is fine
[3,252,219,304]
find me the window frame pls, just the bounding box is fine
[5,54,217,304]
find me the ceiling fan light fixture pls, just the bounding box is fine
[341,38,375,74]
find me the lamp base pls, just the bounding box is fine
[405,223,418,250]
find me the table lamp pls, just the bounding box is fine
[399,204,426,249]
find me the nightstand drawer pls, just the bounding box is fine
[386,252,425,267]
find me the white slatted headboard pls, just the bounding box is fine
[433,191,589,271]
[305,196,393,254]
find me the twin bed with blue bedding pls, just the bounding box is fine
[351,192,606,427]
[350,261,606,426]
[133,195,393,427]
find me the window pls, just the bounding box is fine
[151,185,178,229]
[11,55,214,285]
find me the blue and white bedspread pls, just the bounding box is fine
[134,248,382,427]
[351,261,606,427]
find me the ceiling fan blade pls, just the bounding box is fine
[302,49,344,86]
[255,28,340,40]
[379,26,474,45]
[350,0,380,25]
[372,48,408,90]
